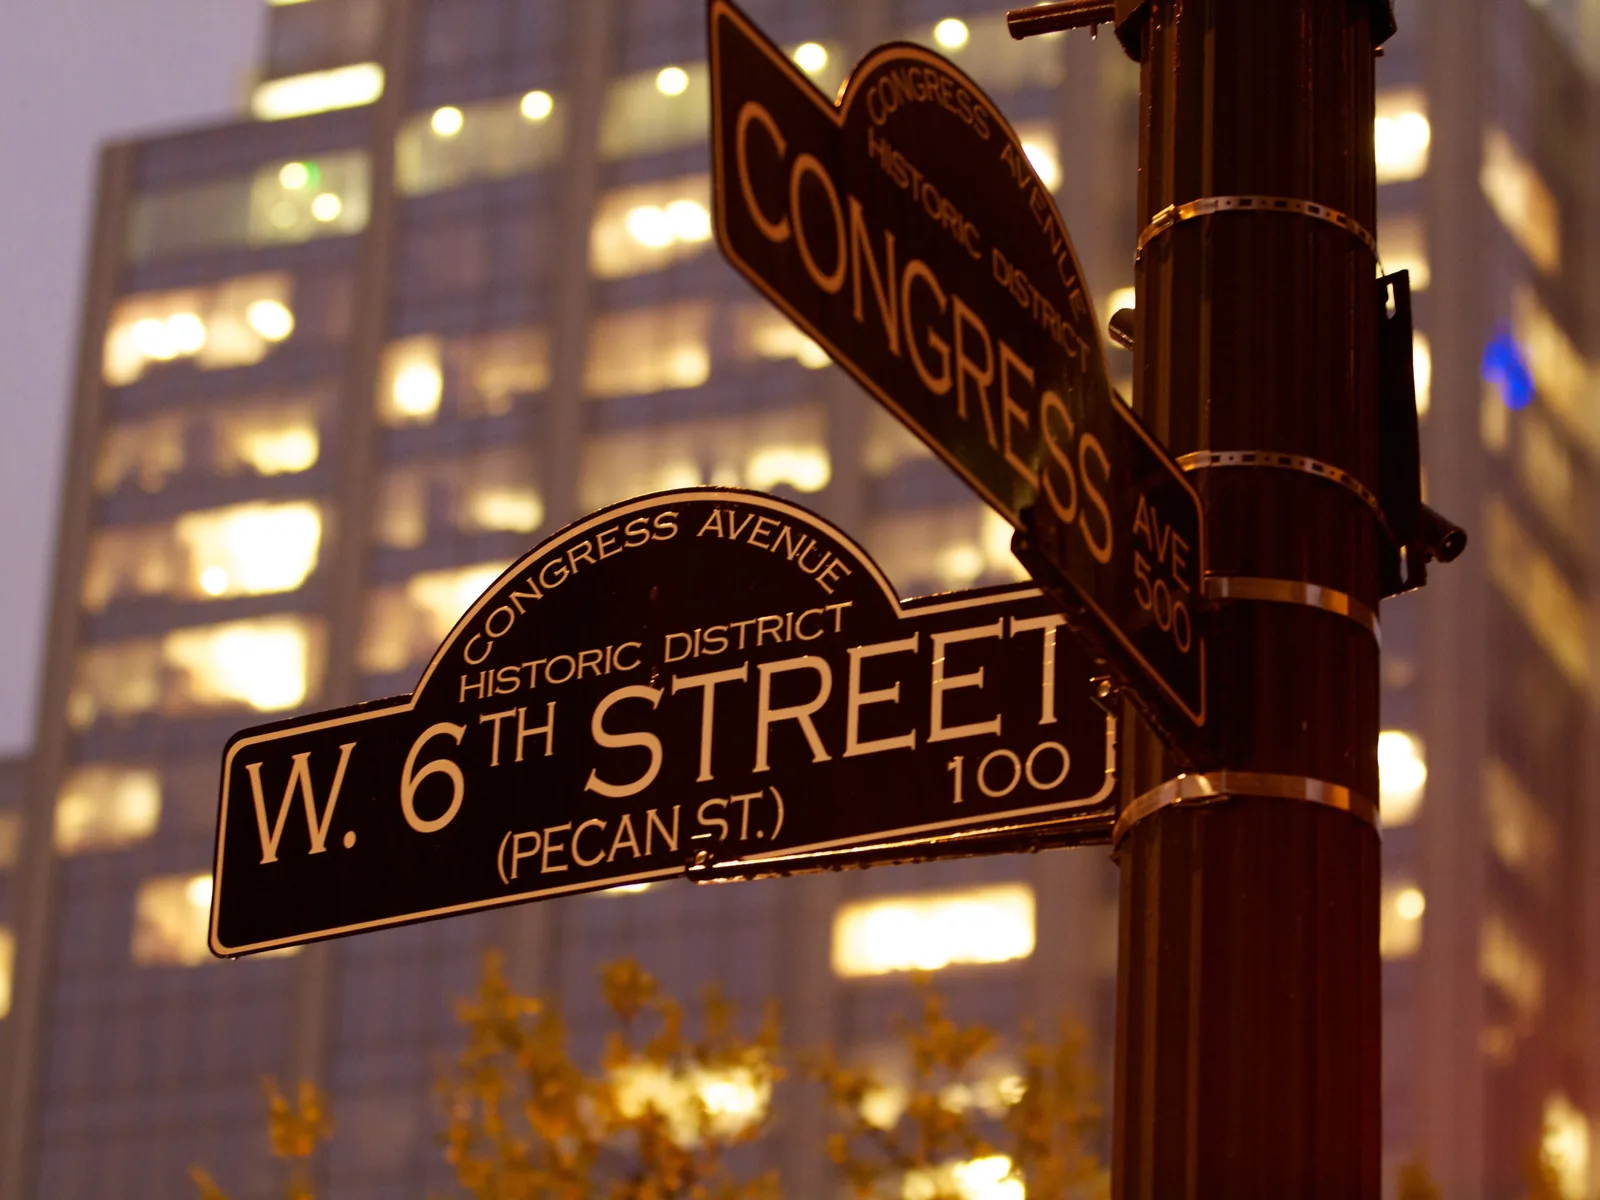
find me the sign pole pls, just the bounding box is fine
[1030,1,1391,1192]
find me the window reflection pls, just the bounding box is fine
[396,92,565,195]
[55,765,162,855]
[127,151,369,262]
[377,328,550,426]
[584,303,711,397]
[82,501,323,611]
[599,63,709,159]
[359,562,507,676]
[375,450,543,550]
[590,174,713,279]
[865,506,1026,595]
[103,274,296,386]
[67,615,326,728]
[1481,126,1560,275]
[1485,496,1588,686]
[579,408,828,511]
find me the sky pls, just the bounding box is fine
[0,0,260,755]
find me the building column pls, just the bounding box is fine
[1417,0,1490,1192]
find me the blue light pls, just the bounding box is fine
[1481,325,1534,410]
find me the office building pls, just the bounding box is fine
[0,1,1597,1197]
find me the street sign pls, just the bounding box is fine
[709,0,1206,727]
[210,490,1116,956]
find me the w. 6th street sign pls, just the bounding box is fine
[710,0,1206,729]
[210,491,1115,956]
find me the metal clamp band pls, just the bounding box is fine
[1177,449,1392,539]
[1136,195,1379,260]
[1205,575,1381,645]
[1114,770,1378,844]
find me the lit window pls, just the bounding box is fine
[103,274,295,386]
[377,328,550,426]
[1106,286,1136,317]
[832,883,1035,977]
[131,873,214,966]
[1513,288,1596,453]
[608,1059,771,1148]
[590,174,714,279]
[1412,332,1431,418]
[55,765,161,855]
[1541,1093,1590,1200]
[1481,126,1561,275]
[0,812,19,870]
[82,501,321,611]
[656,65,690,95]
[65,641,162,728]
[735,306,831,370]
[792,42,828,74]
[1379,881,1425,959]
[933,18,970,49]
[0,927,12,1018]
[903,1155,1022,1200]
[95,416,184,494]
[95,403,321,496]
[174,501,322,599]
[358,562,507,676]
[128,151,369,262]
[374,449,544,550]
[67,616,325,728]
[578,407,828,511]
[214,404,320,477]
[865,507,1028,594]
[395,93,566,196]
[1480,911,1544,1019]
[584,303,712,397]
[1483,758,1556,886]
[381,336,444,423]
[1486,496,1588,686]
[431,105,464,137]
[163,616,321,713]
[1377,731,1426,827]
[521,90,554,121]
[1379,213,1429,290]
[1374,90,1430,183]
[600,64,709,159]
[251,62,385,121]
[1014,121,1061,191]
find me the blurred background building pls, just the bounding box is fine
[0,0,1595,1197]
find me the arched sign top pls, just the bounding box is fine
[709,0,1206,728]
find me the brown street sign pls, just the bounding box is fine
[210,490,1116,956]
[709,0,1206,728]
